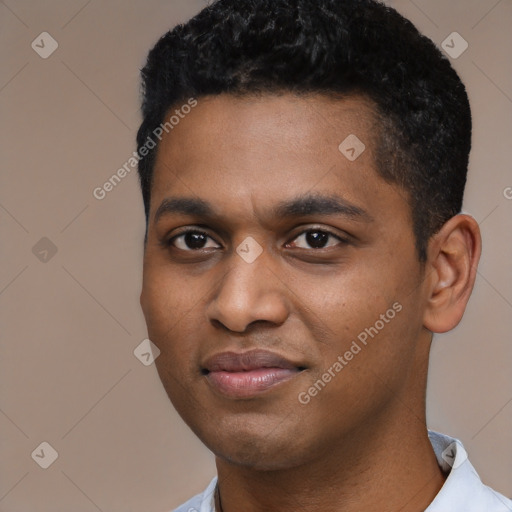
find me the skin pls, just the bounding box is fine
[140,93,481,512]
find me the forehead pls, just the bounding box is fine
[155,93,378,166]
[149,93,403,223]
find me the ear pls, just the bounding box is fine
[423,214,481,333]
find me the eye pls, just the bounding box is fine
[168,230,221,251]
[286,229,348,249]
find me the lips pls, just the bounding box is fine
[202,349,305,398]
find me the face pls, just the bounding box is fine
[140,93,431,470]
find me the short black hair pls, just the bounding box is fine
[137,0,471,261]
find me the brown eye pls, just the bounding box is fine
[288,229,347,249]
[170,230,221,250]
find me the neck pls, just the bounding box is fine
[215,417,445,512]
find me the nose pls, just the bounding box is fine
[206,247,289,333]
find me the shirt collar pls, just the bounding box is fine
[426,430,511,511]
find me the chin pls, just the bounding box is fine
[198,420,313,471]
[216,444,304,471]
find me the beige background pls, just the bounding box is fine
[1,0,511,510]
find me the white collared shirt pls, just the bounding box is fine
[173,430,512,511]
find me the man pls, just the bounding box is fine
[136,0,512,510]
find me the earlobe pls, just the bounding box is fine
[423,214,481,333]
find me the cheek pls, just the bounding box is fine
[141,264,203,371]
[300,252,422,383]
[301,263,401,342]
[142,258,199,329]
[142,272,203,412]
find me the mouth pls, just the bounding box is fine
[201,349,307,399]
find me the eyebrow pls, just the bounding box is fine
[154,197,214,224]
[273,193,372,222]
[153,193,372,224]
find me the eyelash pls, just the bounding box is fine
[163,228,350,251]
